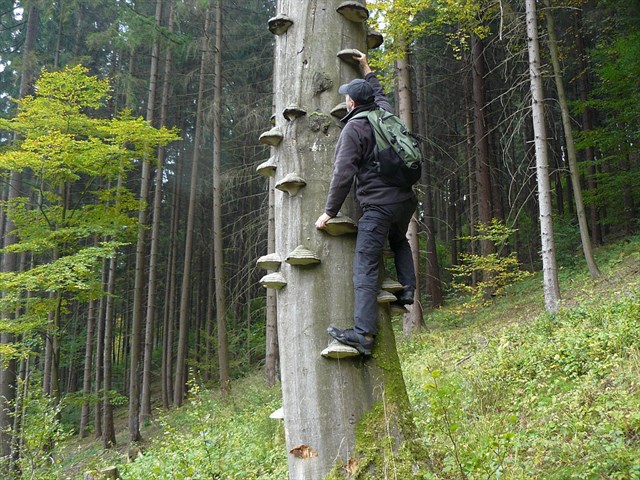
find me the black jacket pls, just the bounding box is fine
[324,73,416,218]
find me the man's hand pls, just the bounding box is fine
[315,212,333,230]
[352,50,372,76]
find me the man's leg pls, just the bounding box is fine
[388,198,417,300]
[353,208,390,336]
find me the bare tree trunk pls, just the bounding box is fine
[79,297,97,437]
[271,1,421,477]
[416,55,443,308]
[162,158,182,409]
[471,34,495,260]
[396,54,423,334]
[264,176,279,387]
[526,0,560,313]
[543,0,600,279]
[574,13,601,245]
[93,258,107,439]
[102,253,117,448]
[141,0,172,423]
[1,5,38,468]
[212,0,230,395]
[174,8,211,406]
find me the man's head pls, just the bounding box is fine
[339,79,374,111]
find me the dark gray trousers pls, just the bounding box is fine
[353,197,417,336]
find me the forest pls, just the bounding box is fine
[0,0,638,478]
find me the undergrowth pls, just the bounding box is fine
[64,235,640,479]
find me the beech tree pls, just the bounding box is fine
[266,0,422,477]
[0,65,178,461]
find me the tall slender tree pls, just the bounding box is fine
[211,0,230,394]
[174,8,211,407]
[526,0,560,312]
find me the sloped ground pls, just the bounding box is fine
[59,234,640,479]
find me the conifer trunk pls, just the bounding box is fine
[212,0,230,395]
[396,53,423,333]
[543,0,600,279]
[526,0,560,313]
[174,8,211,406]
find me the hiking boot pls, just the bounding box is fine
[326,326,374,356]
[394,287,414,306]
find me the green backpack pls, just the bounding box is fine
[353,108,422,188]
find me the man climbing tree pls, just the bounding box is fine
[316,52,417,355]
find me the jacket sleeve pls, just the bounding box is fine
[365,73,392,113]
[324,124,362,217]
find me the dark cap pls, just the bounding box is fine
[338,78,374,104]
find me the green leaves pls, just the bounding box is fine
[0,65,179,337]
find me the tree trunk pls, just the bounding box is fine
[162,157,182,409]
[471,34,495,260]
[79,297,97,437]
[174,8,211,406]
[543,0,600,279]
[141,0,170,422]
[271,1,421,477]
[264,175,279,387]
[395,54,423,334]
[93,259,107,439]
[416,54,443,308]
[526,0,560,313]
[102,252,118,448]
[1,5,38,469]
[574,12,601,246]
[212,0,230,395]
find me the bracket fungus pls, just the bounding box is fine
[256,157,277,177]
[269,407,284,420]
[256,252,282,271]
[330,103,348,119]
[377,290,397,304]
[285,245,320,266]
[259,272,287,290]
[275,173,307,196]
[283,104,307,121]
[270,113,276,126]
[268,14,293,35]
[321,214,358,236]
[337,48,363,66]
[321,340,360,359]
[381,278,403,292]
[336,1,369,23]
[259,126,283,146]
[391,303,409,315]
[367,29,384,49]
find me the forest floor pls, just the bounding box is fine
[58,233,640,479]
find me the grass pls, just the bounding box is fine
[60,234,640,479]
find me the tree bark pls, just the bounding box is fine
[574,12,602,246]
[543,0,600,278]
[0,5,38,468]
[526,0,560,313]
[471,34,495,259]
[416,54,443,308]
[395,54,423,334]
[264,176,279,387]
[79,297,97,437]
[212,0,230,395]
[271,1,421,477]
[174,8,211,406]
[141,0,170,422]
